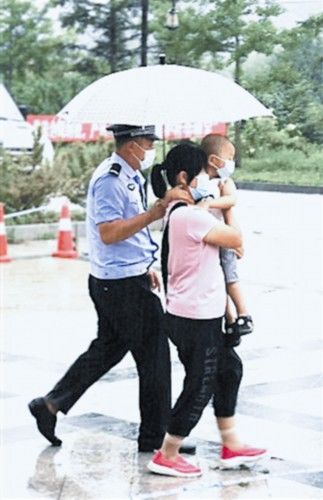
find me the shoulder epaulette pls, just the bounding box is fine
[108,163,122,176]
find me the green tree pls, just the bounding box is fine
[149,1,215,67]
[0,0,58,88]
[11,70,93,114]
[245,14,323,143]
[0,149,58,212]
[152,0,282,165]
[152,0,282,72]
[0,0,92,113]
[51,0,141,75]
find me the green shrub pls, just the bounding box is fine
[240,118,310,157]
[0,149,59,213]
[234,147,323,186]
[36,232,56,240]
[0,139,112,214]
[2,131,321,219]
[52,140,114,203]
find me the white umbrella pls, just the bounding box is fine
[57,64,272,126]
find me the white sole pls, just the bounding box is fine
[147,461,202,478]
[219,451,268,469]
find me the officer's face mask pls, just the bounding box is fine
[132,142,156,171]
[209,155,235,179]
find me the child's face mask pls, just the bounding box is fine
[218,159,235,179]
[209,156,235,179]
[189,177,212,201]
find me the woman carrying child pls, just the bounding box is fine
[147,142,267,477]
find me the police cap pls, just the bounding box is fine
[106,124,159,141]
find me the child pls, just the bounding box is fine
[199,134,253,347]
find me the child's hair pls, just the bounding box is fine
[151,142,207,198]
[201,134,234,158]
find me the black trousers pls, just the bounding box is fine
[46,274,171,447]
[166,313,242,438]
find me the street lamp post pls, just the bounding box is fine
[166,0,179,30]
[141,0,179,67]
[141,0,149,66]
[163,1,179,158]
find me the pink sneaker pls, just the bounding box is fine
[147,450,202,477]
[220,445,268,468]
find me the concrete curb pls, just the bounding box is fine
[236,181,323,195]
[5,184,321,244]
[6,220,162,243]
[6,221,86,243]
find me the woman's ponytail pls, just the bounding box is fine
[151,142,207,199]
[150,162,167,198]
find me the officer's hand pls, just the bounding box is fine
[164,186,193,205]
[148,270,161,291]
[148,199,167,221]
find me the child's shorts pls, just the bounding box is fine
[220,248,239,284]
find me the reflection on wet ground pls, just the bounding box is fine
[25,427,322,499]
[2,191,323,498]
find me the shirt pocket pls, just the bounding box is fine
[126,188,142,215]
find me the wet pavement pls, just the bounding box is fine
[1,190,323,499]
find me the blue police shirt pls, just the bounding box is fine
[86,152,158,279]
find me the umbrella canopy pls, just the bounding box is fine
[58,64,272,126]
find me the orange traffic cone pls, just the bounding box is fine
[52,203,79,259]
[0,203,11,263]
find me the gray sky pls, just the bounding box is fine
[275,0,323,27]
[38,0,323,29]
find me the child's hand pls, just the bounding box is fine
[234,246,244,259]
[197,199,213,210]
[219,180,227,193]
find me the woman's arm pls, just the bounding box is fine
[203,207,242,249]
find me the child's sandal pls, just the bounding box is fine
[224,322,241,348]
[235,315,254,336]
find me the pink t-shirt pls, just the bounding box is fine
[166,205,226,320]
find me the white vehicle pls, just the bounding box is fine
[0,83,54,161]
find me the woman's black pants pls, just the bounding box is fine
[166,313,243,438]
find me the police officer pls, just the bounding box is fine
[28,124,191,452]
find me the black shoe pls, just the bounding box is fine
[179,441,196,455]
[138,440,196,455]
[138,441,162,452]
[28,397,62,446]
